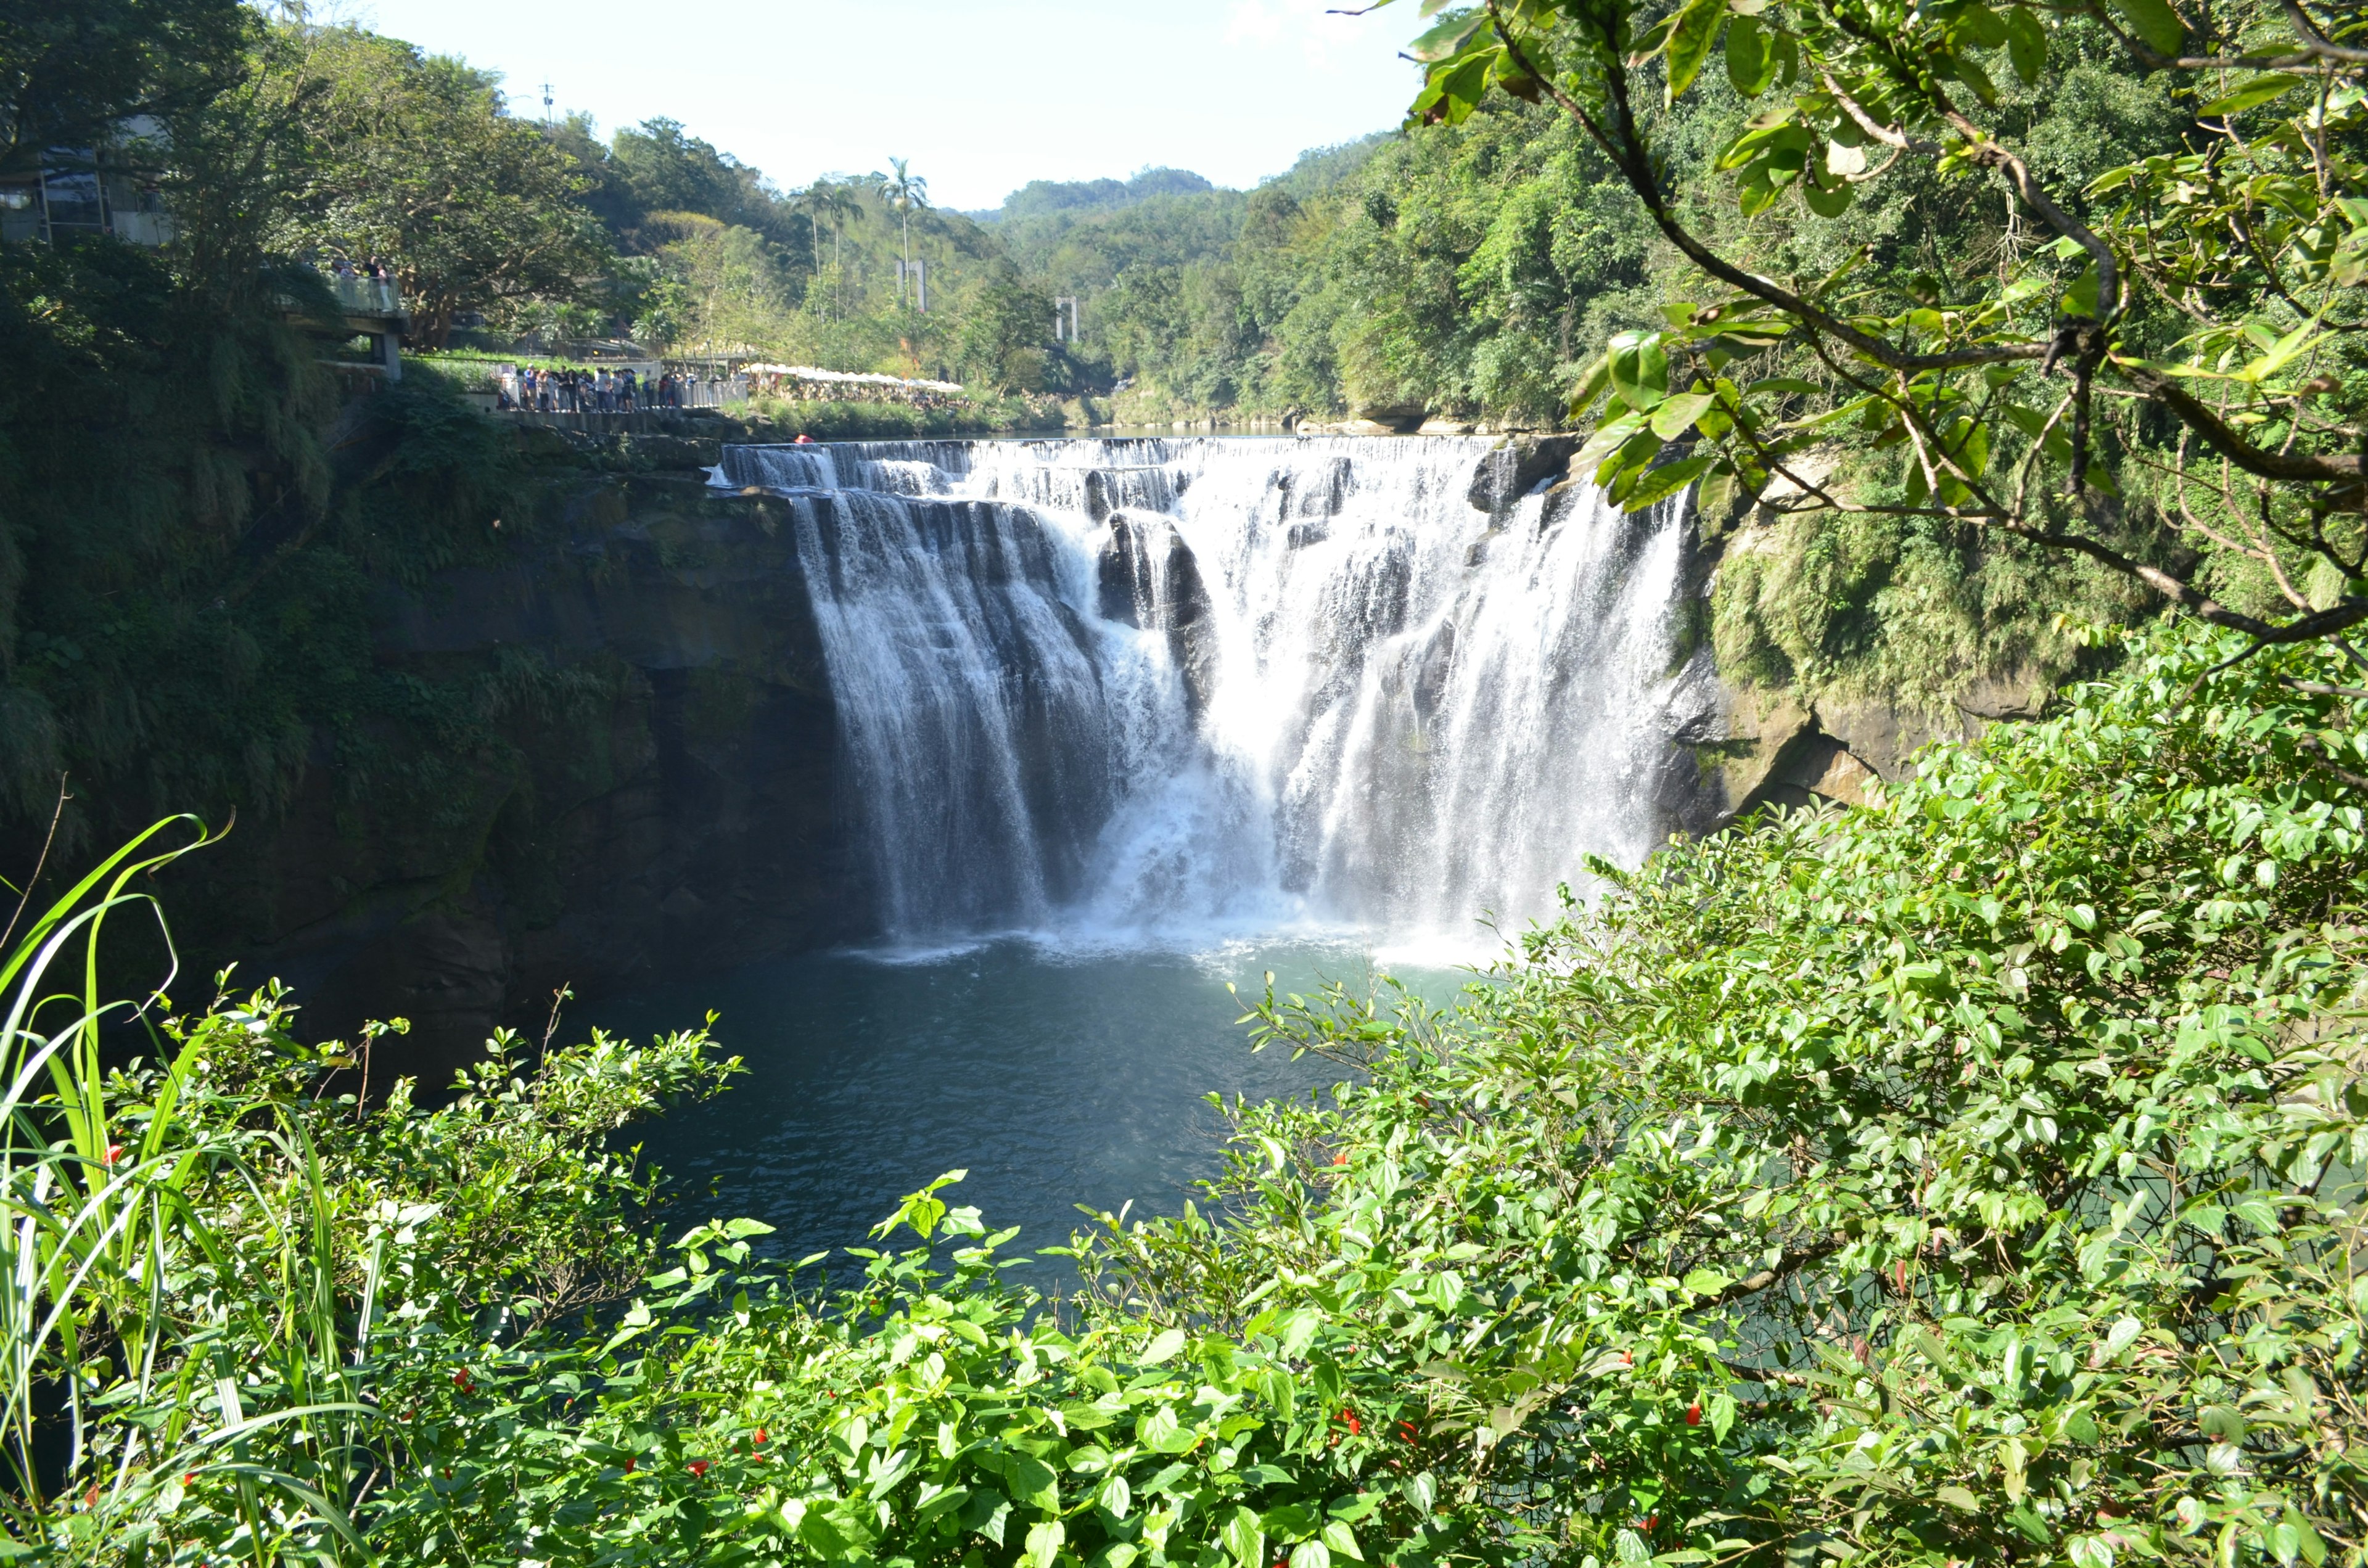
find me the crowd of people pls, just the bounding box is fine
[494,364,731,413]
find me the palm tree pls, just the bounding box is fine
[874,157,929,309]
[791,181,864,321]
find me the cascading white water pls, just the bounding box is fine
[720,436,1700,955]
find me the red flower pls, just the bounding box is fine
[1685,1402,1703,1426]
[1397,1419,1420,1443]
[753,1427,768,1445]
[623,1457,636,1474]
[1341,1409,1362,1435]
[1333,1152,1348,1165]
[84,1485,99,1509]
[182,1474,195,1485]
[452,1369,474,1392]
[103,1144,123,1165]
[689,1461,710,1478]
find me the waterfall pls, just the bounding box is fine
[720,435,1700,954]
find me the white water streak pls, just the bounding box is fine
[723,437,1692,956]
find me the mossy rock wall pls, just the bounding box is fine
[173,470,861,1081]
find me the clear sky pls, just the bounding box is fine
[339,0,1428,211]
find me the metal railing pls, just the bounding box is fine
[323,274,401,315]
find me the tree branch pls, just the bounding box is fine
[2118,359,2368,495]
[1488,4,2043,372]
[1707,1242,1841,1306]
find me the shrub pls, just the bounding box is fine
[7,619,2364,1566]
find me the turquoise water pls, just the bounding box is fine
[590,940,1469,1270]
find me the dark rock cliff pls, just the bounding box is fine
[172,466,864,1082]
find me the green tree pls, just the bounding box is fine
[0,0,248,183]
[606,115,799,247]
[638,211,800,354]
[954,264,1056,391]
[1396,0,2367,653]
[275,25,609,345]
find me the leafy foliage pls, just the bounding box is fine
[269,25,611,346]
[9,620,2366,1567]
[1395,0,2367,652]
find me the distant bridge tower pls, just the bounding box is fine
[1053,297,1080,341]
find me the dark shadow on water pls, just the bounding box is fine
[586,940,1465,1274]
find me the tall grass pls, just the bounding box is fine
[0,819,373,1562]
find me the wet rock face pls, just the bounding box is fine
[1097,512,1220,717]
[192,474,866,1084]
[1466,435,1580,515]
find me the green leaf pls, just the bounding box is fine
[1142,1328,1187,1365]
[1939,1485,1982,1512]
[1961,5,2010,46]
[1223,1506,1266,1568]
[2198,1406,2245,1446]
[1607,331,1670,411]
[1803,172,1854,217]
[1408,8,1487,61]
[1322,1521,1367,1562]
[2066,1535,2115,1568]
[1625,453,1716,511]
[1577,410,1648,474]
[2197,72,2301,115]
[1141,1404,1199,1454]
[1954,50,2002,106]
[1666,0,1729,101]
[2063,266,2100,318]
[1569,353,1612,414]
[1009,1453,1059,1511]
[1291,1542,1332,1568]
[1027,1520,1067,1568]
[1695,464,1739,523]
[1726,13,1780,95]
[1651,392,1718,439]
[2237,318,2321,382]
[2103,0,2185,57]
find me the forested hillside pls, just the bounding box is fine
[9,0,2359,853]
[3,0,2366,1562]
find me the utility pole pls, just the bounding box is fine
[540,82,555,127]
